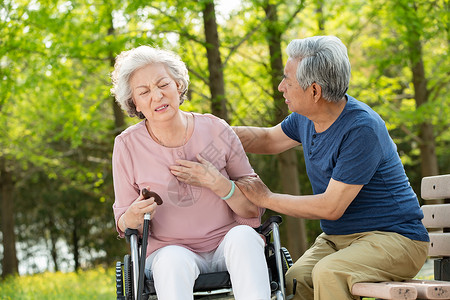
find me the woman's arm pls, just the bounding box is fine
[169,154,259,218]
[117,191,159,232]
[112,136,159,235]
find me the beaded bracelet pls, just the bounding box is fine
[221,180,236,200]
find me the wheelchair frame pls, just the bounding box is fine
[116,215,293,300]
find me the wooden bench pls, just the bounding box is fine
[352,174,450,299]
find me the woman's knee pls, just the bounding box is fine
[224,225,264,249]
[151,245,198,275]
[221,225,265,269]
[226,225,259,239]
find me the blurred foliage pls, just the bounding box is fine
[0,0,448,274]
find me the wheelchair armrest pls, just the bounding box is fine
[125,228,139,244]
[257,215,283,236]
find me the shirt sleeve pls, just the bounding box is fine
[332,126,383,185]
[281,113,303,143]
[218,119,257,179]
[218,120,263,227]
[112,136,140,237]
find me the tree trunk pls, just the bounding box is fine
[411,55,439,177]
[0,158,18,277]
[263,2,308,259]
[315,0,325,33]
[277,151,308,260]
[47,218,59,272]
[72,221,80,272]
[108,13,125,133]
[408,4,439,180]
[202,0,228,122]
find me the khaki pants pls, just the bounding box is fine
[285,231,429,300]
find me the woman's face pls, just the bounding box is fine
[130,63,182,122]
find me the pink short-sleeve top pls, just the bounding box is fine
[112,112,261,256]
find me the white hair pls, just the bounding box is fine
[111,46,190,119]
[286,36,351,102]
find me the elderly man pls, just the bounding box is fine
[233,36,429,300]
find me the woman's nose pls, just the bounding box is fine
[150,88,163,101]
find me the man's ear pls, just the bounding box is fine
[312,83,322,102]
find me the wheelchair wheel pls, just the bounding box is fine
[124,254,133,300]
[116,261,126,300]
[281,247,293,274]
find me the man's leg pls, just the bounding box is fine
[285,233,338,300]
[312,231,429,300]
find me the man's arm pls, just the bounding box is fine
[236,177,363,220]
[232,124,300,154]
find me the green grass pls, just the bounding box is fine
[0,265,435,300]
[0,267,116,300]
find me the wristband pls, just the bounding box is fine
[221,180,235,200]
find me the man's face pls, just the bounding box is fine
[278,57,314,115]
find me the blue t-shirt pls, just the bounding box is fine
[281,95,429,242]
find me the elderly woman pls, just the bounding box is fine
[111,46,270,300]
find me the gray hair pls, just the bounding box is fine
[111,46,190,119]
[286,36,351,102]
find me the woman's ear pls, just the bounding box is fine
[132,97,141,112]
[176,82,183,96]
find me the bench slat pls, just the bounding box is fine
[421,175,450,200]
[428,233,450,257]
[351,282,417,300]
[405,280,450,299]
[422,204,450,228]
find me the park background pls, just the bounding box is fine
[0,0,449,297]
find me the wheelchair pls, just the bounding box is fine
[115,215,294,300]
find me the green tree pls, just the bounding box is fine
[259,0,308,259]
[0,0,129,274]
[357,0,449,194]
[1,0,448,276]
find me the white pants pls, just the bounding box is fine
[145,225,271,300]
